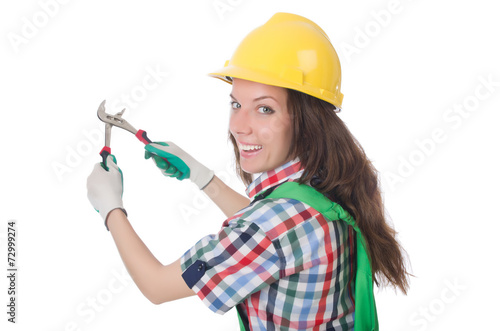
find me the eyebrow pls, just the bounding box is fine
[230,94,279,103]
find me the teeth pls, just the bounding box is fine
[240,144,263,151]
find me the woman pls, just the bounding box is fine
[87,12,410,330]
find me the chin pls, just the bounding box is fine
[240,164,261,175]
[240,160,277,175]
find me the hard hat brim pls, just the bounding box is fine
[209,64,343,110]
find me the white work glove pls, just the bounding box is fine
[87,155,127,229]
[144,142,214,190]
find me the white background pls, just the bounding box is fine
[1,0,499,330]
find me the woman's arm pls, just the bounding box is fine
[144,143,250,217]
[202,175,250,217]
[106,209,195,304]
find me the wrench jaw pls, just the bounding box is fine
[96,100,138,134]
[97,100,108,122]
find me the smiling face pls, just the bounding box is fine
[229,78,294,174]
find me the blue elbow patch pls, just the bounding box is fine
[182,260,207,289]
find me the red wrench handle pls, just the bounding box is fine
[136,129,152,145]
[100,146,111,171]
[136,129,175,171]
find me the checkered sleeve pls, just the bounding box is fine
[180,216,281,314]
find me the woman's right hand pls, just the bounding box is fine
[144,141,214,190]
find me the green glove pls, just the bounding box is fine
[87,154,127,230]
[144,142,214,190]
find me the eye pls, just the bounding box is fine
[230,101,241,109]
[258,106,274,114]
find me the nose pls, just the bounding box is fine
[229,107,251,136]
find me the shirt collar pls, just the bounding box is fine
[245,158,304,199]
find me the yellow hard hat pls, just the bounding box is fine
[209,12,343,109]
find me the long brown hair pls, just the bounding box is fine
[229,88,411,294]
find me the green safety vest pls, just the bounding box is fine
[238,182,379,331]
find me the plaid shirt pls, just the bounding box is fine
[181,159,355,330]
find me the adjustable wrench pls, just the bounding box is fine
[96,100,170,168]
